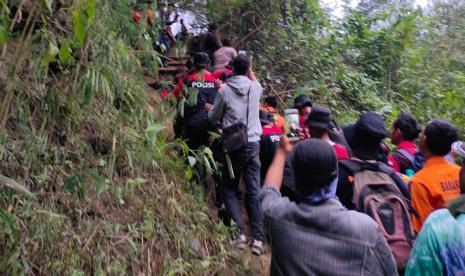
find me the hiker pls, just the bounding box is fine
[409,119,460,232]
[213,39,237,70]
[259,136,397,275]
[405,141,465,275]
[200,23,222,65]
[293,94,312,138]
[259,109,282,184]
[173,52,218,149]
[211,60,233,87]
[337,112,396,210]
[304,106,349,160]
[387,113,421,175]
[156,1,177,54]
[262,96,285,130]
[337,112,415,271]
[207,54,264,255]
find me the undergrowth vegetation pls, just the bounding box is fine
[1,0,465,274]
[0,0,250,274]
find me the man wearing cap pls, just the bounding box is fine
[337,112,403,210]
[405,140,465,275]
[409,119,460,232]
[305,106,349,160]
[208,54,264,255]
[259,136,397,275]
[293,94,312,130]
[174,52,219,149]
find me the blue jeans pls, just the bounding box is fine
[223,142,264,241]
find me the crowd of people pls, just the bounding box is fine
[141,8,465,274]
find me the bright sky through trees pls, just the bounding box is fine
[321,0,429,17]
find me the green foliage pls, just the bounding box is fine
[0,0,247,274]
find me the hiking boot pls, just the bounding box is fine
[251,239,263,256]
[231,234,247,250]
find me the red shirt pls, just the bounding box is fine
[262,124,282,136]
[333,143,349,160]
[211,68,232,80]
[387,141,417,173]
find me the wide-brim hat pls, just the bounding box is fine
[304,106,332,130]
[452,141,465,158]
[343,112,387,159]
[293,94,312,109]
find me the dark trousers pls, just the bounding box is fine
[223,142,264,241]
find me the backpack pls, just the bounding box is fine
[392,149,425,174]
[339,159,416,270]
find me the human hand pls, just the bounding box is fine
[205,102,213,111]
[279,135,294,154]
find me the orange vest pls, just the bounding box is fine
[409,156,461,232]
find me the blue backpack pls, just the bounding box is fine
[392,149,425,174]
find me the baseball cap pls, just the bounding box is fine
[193,52,210,67]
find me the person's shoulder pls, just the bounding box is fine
[334,208,382,241]
[421,208,455,235]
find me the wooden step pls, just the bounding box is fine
[158,66,180,74]
[166,60,185,67]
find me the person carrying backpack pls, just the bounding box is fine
[260,136,397,275]
[388,113,421,175]
[173,52,219,150]
[337,112,415,271]
[405,140,465,276]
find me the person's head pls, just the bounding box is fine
[208,23,219,33]
[290,139,338,197]
[391,113,421,145]
[222,39,233,47]
[344,112,388,161]
[264,96,278,109]
[304,106,333,139]
[293,94,312,116]
[419,119,458,158]
[452,141,465,193]
[156,1,165,9]
[259,109,274,126]
[232,54,250,76]
[192,52,210,71]
[167,3,175,13]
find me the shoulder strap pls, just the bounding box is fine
[246,84,251,126]
[396,149,415,163]
[339,159,363,174]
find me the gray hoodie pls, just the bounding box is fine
[208,75,262,142]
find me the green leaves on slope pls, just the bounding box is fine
[72,0,96,47]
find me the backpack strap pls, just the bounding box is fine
[338,159,363,175]
[397,149,415,163]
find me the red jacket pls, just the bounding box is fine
[388,141,417,173]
